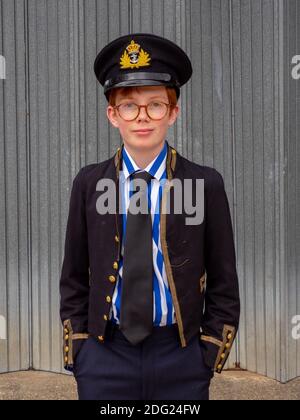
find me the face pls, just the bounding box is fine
[106,86,179,154]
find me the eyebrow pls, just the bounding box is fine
[118,96,167,102]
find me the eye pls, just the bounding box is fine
[150,101,163,107]
[120,102,137,110]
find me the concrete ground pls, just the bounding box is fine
[0,370,299,400]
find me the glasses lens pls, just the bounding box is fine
[147,101,168,119]
[118,103,139,120]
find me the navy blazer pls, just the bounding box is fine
[60,141,240,373]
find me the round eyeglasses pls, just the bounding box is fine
[113,101,172,121]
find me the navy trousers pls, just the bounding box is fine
[73,321,214,400]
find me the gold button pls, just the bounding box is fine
[171,149,176,154]
[64,356,68,363]
[65,346,69,352]
[98,335,104,342]
[108,275,116,283]
[225,343,230,349]
[115,235,119,243]
[64,328,68,333]
[220,353,226,359]
[106,296,111,303]
[227,333,232,340]
[113,261,118,270]
[217,364,222,370]
[103,314,108,321]
[65,334,69,340]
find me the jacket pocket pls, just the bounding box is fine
[170,258,190,268]
[197,336,215,377]
[72,335,89,364]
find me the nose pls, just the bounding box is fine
[136,105,150,122]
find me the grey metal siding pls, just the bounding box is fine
[230,0,284,380]
[0,0,30,372]
[284,0,300,380]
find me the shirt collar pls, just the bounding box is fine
[121,141,167,183]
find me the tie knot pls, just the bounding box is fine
[131,171,153,185]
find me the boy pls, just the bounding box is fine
[60,33,240,400]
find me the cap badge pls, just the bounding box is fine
[120,40,151,69]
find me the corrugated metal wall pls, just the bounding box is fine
[231,0,285,381]
[284,0,300,381]
[0,0,30,372]
[0,0,299,382]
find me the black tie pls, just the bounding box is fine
[119,171,154,345]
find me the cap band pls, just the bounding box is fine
[104,72,179,92]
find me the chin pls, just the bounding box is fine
[130,136,164,147]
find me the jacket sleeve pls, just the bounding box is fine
[201,169,240,373]
[59,168,90,371]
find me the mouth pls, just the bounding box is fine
[132,128,154,135]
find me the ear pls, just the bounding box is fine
[168,104,180,127]
[107,105,120,128]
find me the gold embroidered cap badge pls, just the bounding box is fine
[120,40,151,69]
